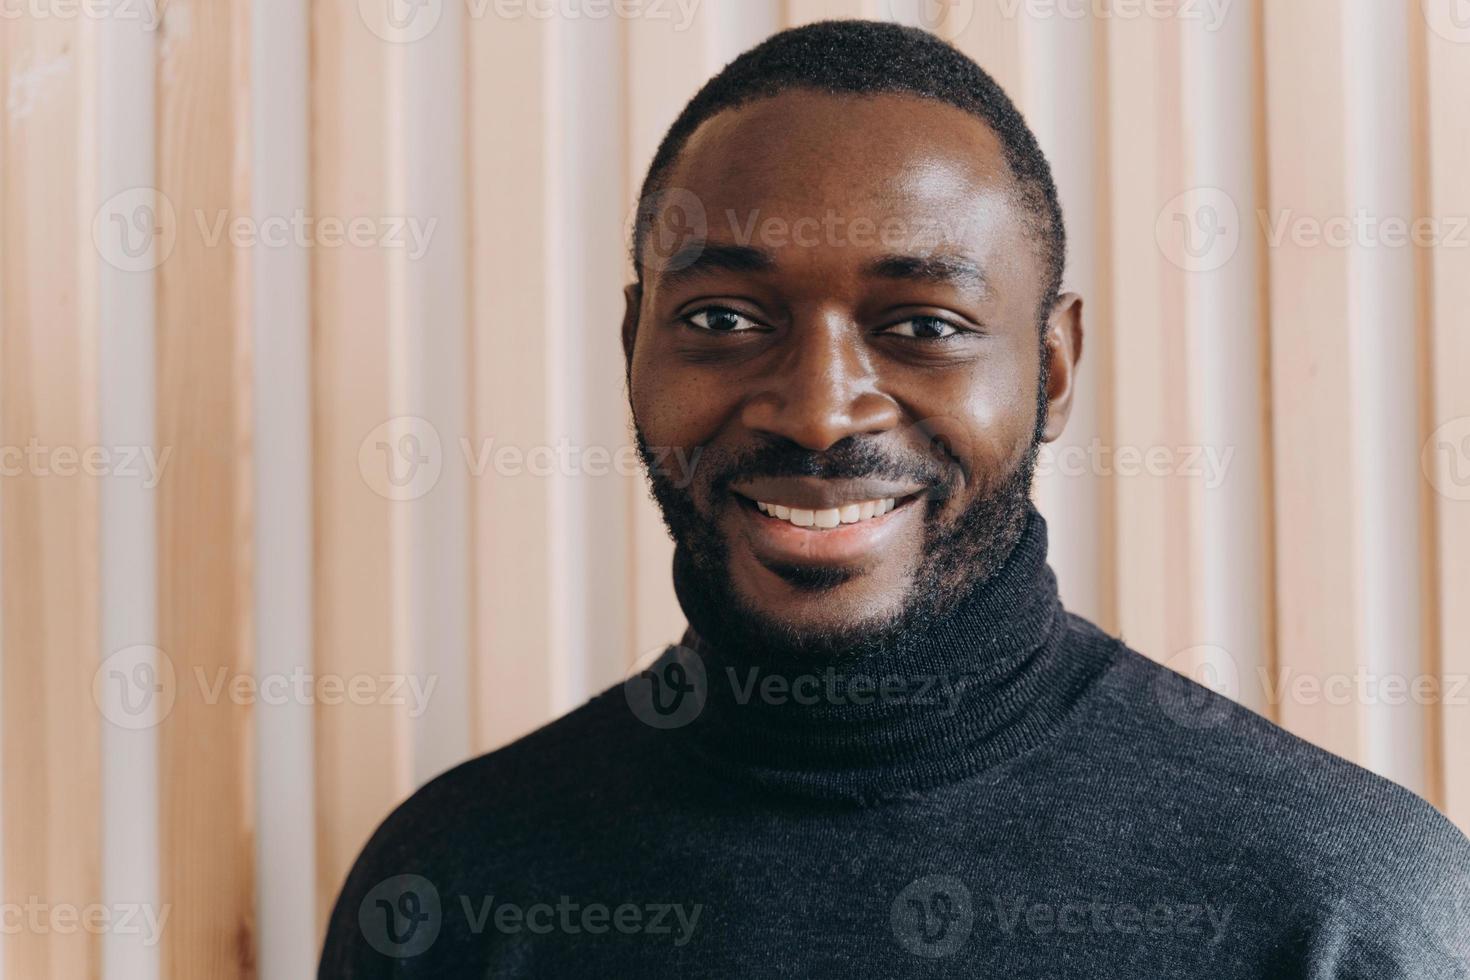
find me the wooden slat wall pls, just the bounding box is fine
[1179,0,1273,718]
[0,12,102,979]
[0,5,1465,979]
[1423,3,1470,826]
[1261,0,1362,763]
[155,1,253,976]
[309,0,409,936]
[1100,6,1194,664]
[469,9,565,752]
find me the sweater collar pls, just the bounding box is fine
[670,507,1095,803]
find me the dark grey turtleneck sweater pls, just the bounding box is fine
[320,510,1470,977]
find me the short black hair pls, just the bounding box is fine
[632,19,1067,313]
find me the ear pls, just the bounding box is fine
[621,281,643,367]
[1040,292,1084,442]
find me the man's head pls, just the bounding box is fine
[623,20,1083,661]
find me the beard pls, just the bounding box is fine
[635,419,1042,666]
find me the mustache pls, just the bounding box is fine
[694,436,958,501]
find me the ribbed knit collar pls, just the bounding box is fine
[672,507,1101,804]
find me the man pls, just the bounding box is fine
[321,20,1470,977]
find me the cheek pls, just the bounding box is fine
[903,352,1037,492]
[630,349,732,452]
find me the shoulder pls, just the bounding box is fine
[318,682,668,973]
[1083,633,1470,959]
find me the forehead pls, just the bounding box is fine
[654,90,1034,280]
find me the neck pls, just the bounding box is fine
[674,507,1096,803]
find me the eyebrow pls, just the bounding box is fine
[657,242,776,288]
[865,253,989,295]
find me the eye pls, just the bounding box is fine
[682,306,763,333]
[882,315,966,340]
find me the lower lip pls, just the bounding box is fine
[732,495,921,567]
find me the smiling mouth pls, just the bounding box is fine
[736,492,920,530]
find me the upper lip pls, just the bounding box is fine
[729,476,926,510]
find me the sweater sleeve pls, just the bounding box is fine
[1310,813,1470,980]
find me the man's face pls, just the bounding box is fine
[625,90,1081,659]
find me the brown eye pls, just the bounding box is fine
[883,316,962,339]
[684,307,760,333]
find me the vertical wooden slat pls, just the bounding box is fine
[1023,6,1115,631]
[311,0,410,934]
[97,5,161,979]
[785,0,887,24]
[952,0,1023,96]
[156,0,253,975]
[469,9,563,750]
[0,12,102,980]
[1340,0,1429,796]
[251,0,316,973]
[1179,0,1274,717]
[399,0,472,788]
[1423,3,1470,833]
[1102,6,1194,662]
[1261,0,1362,761]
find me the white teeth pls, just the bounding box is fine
[754,496,903,530]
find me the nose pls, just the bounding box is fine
[739,311,900,451]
